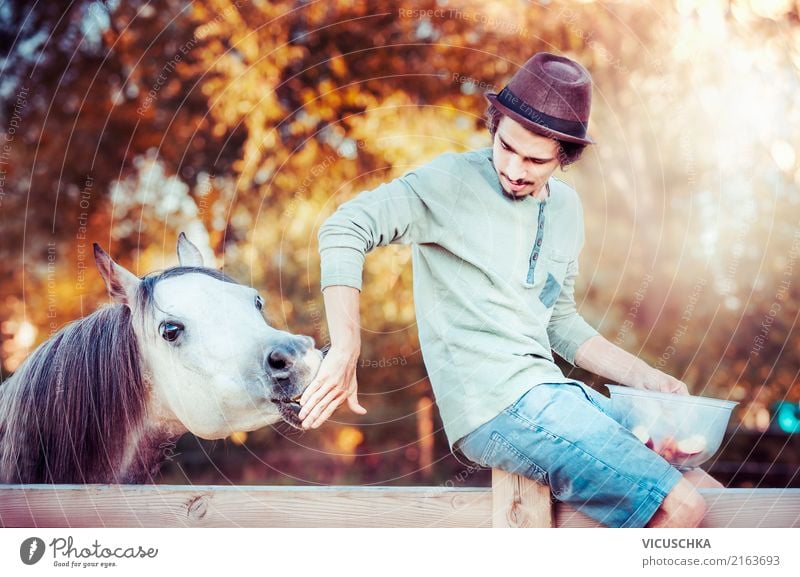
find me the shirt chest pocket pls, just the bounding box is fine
[538,254,570,308]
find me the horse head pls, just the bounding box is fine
[93,233,323,439]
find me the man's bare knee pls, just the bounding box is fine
[683,467,724,489]
[647,478,707,528]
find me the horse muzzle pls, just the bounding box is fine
[271,398,304,428]
[264,335,322,428]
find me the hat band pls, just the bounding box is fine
[497,86,587,139]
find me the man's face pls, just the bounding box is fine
[492,116,561,200]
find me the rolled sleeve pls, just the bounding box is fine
[317,154,457,292]
[319,246,366,291]
[547,258,600,365]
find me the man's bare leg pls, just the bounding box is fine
[646,477,707,528]
[682,467,724,489]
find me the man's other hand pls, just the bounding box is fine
[633,368,690,396]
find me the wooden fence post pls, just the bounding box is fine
[491,469,553,528]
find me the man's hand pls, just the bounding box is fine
[629,367,690,396]
[298,345,367,429]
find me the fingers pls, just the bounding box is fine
[299,371,365,428]
[641,368,690,396]
[644,378,689,395]
[298,378,323,416]
[347,392,367,414]
[298,378,339,421]
[295,346,366,428]
[298,354,341,418]
[302,388,343,429]
[299,358,331,409]
[674,382,690,396]
[298,377,326,420]
[300,381,367,426]
[299,347,357,410]
[665,378,690,395]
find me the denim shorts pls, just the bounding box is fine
[455,381,685,528]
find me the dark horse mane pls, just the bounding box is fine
[0,266,238,484]
[0,304,146,483]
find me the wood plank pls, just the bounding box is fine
[555,489,800,528]
[1,485,797,528]
[700,489,800,528]
[491,469,552,528]
[0,485,492,528]
[555,503,602,528]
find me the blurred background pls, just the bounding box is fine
[0,0,798,488]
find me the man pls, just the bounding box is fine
[299,52,721,527]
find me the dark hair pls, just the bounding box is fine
[485,104,586,169]
[0,304,147,483]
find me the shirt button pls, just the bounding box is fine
[533,253,538,260]
[537,239,542,246]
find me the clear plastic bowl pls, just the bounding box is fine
[605,385,739,470]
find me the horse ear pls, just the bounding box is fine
[93,244,140,306]
[176,232,205,267]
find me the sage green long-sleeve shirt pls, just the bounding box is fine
[318,147,600,448]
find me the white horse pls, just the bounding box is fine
[0,234,322,483]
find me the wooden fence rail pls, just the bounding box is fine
[1,472,799,528]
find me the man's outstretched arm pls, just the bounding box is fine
[298,285,366,429]
[302,154,459,429]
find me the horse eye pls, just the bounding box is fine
[255,295,264,311]
[160,321,184,342]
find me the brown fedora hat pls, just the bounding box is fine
[486,52,594,145]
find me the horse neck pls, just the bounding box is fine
[117,422,182,483]
[117,369,186,483]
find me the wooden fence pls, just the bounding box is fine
[1,471,799,528]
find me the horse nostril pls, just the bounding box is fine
[267,347,295,372]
